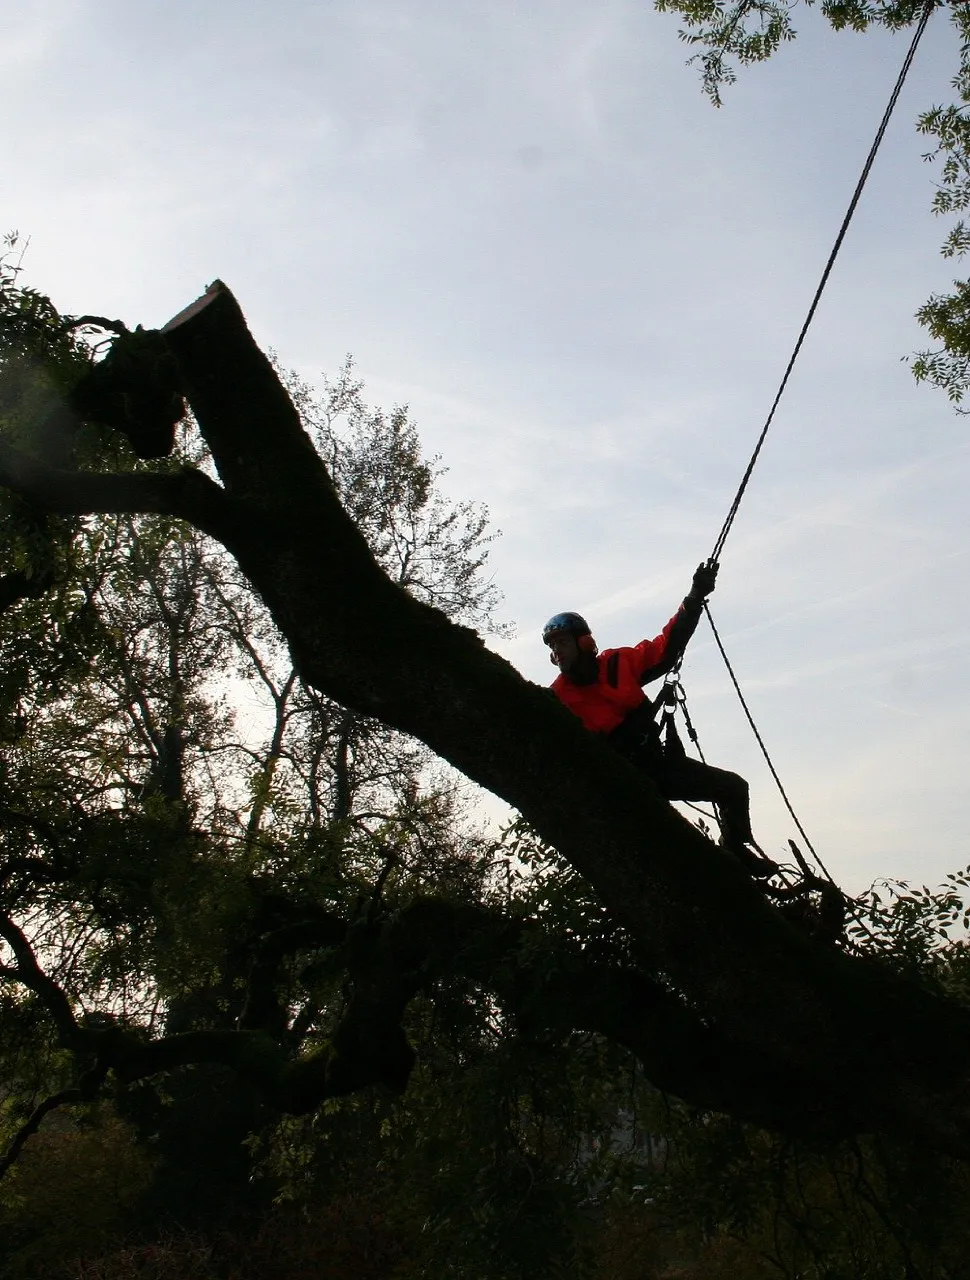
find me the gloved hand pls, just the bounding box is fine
[690,559,718,601]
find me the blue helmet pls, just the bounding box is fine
[542,612,591,646]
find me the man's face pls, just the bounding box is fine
[546,630,580,674]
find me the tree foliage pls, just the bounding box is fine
[653,0,931,106]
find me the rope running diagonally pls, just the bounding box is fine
[709,0,935,564]
[702,602,832,871]
[705,604,886,946]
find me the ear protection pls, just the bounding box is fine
[545,619,598,663]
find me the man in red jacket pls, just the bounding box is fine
[543,562,776,878]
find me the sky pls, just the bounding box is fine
[3,0,969,894]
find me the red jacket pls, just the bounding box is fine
[550,601,700,735]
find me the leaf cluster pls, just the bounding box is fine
[653,0,928,107]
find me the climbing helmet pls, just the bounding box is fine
[542,612,591,646]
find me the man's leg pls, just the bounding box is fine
[647,757,750,841]
[609,738,774,874]
[645,756,776,876]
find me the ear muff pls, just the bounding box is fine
[577,633,597,654]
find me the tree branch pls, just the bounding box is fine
[94,894,864,1131]
[238,914,348,1035]
[0,1088,83,1181]
[61,315,127,336]
[0,446,243,544]
[0,912,86,1050]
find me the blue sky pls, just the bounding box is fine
[5,0,969,892]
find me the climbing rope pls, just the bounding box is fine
[710,0,935,563]
[702,602,837,878]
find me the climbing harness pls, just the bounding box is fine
[651,673,701,762]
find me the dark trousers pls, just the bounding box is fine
[608,710,753,852]
[645,755,752,850]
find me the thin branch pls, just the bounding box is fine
[203,572,284,698]
[0,1088,83,1180]
[0,912,85,1049]
[245,668,298,847]
[60,314,128,336]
